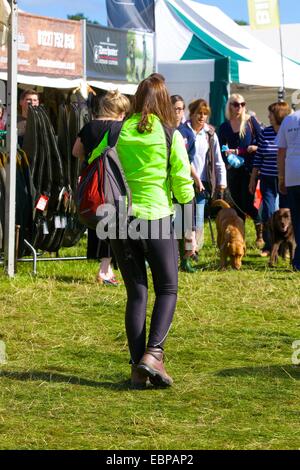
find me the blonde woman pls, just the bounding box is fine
[73,90,130,285]
[218,94,263,247]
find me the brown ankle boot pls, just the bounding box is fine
[131,364,148,389]
[137,347,173,387]
[255,223,265,249]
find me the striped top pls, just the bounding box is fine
[253,126,278,177]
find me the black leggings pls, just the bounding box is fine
[110,217,178,364]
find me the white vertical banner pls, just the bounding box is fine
[247,0,280,30]
[248,0,285,91]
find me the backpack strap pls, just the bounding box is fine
[161,124,176,167]
[87,121,123,165]
[88,131,109,165]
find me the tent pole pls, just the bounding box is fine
[4,0,18,277]
[82,19,87,82]
[277,0,285,96]
[154,31,158,73]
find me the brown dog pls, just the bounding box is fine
[212,200,246,270]
[267,208,295,267]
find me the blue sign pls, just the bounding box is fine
[106,0,155,32]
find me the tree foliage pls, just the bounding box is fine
[234,19,249,25]
[67,12,100,25]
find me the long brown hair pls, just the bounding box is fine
[131,75,176,133]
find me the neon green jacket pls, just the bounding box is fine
[116,114,195,220]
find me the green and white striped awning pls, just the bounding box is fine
[156,0,300,89]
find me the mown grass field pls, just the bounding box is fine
[0,221,300,450]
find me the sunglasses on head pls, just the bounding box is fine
[231,101,246,108]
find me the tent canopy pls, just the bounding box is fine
[156,0,300,88]
[156,0,300,125]
[242,24,300,66]
[0,72,138,95]
[0,71,82,90]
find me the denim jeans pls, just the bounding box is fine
[260,176,290,251]
[287,185,300,270]
[195,191,207,231]
[260,176,277,251]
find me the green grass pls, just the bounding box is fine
[1,222,300,450]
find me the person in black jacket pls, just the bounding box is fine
[72,90,130,285]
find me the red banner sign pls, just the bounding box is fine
[0,12,83,77]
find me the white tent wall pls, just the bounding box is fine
[158,60,213,108]
[237,54,300,89]
[232,85,300,126]
[242,24,300,65]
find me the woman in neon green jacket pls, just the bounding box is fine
[110,75,196,388]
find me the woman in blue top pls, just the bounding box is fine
[249,101,291,255]
[219,93,263,247]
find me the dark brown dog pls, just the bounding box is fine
[212,200,246,270]
[267,208,296,267]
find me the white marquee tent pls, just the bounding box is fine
[156,0,300,125]
[242,24,300,65]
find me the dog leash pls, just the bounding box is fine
[222,191,249,220]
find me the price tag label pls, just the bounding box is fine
[60,216,67,228]
[35,195,49,212]
[54,215,62,229]
[43,221,49,235]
